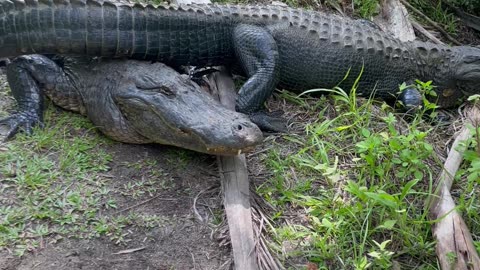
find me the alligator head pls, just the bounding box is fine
[112,62,263,156]
[453,46,480,98]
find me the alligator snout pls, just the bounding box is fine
[232,121,263,146]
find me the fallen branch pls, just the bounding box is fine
[113,195,178,215]
[373,0,415,42]
[427,105,480,270]
[207,69,259,270]
[374,1,479,268]
[171,0,259,267]
[410,20,445,45]
[399,0,462,45]
[112,246,146,255]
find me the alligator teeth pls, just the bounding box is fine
[237,150,242,155]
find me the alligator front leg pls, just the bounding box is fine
[233,24,286,132]
[0,55,80,139]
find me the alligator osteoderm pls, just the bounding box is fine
[1,55,263,155]
[0,0,479,131]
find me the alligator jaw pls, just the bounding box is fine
[113,62,264,156]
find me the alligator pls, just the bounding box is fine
[0,0,479,131]
[0,54,263,155]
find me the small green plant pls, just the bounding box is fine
[258,72,441,268]
[368,240,395,269]
[354,0,380,18]
[397,80,440,120]
[409,0,459,34]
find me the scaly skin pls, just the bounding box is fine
[1,55,263,155]
[1,0,480,130]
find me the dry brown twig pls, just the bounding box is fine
[112,246,146,255]
[410,20,445,45]
[250,188,284,270]
[113,195,178,215]
[426,105,480,270]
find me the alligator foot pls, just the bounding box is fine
[234,24,280,114]
[0,110,44,140]
[249,111,288,133]
[398,87,423,112]
[435,110,452,122]
[396,85,454,124]
[186,67,219,88]
[1,55,68,140]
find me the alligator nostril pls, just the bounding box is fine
[237,125,243,131]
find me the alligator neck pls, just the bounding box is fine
[411,41,457,86]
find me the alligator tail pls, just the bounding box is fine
[2,0,107,57]
[0,0,232,62]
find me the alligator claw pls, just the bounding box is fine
[267,110,285,118]
[189,67,219,79]
[435,111,451,122]
[189,67,220,87]
[249,111,288,133]
[0,110,43,140]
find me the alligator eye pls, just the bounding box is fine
[464,55,480,64]
[178,127,191,135]
[137,85,176,98]
[157,86,176,97]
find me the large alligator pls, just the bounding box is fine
[0,0,479,131]
[0,54,263,155]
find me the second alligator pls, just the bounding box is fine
[1,0,480,130]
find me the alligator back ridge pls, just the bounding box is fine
[0,0,428,62]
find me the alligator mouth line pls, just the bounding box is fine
[120,96,252,155]
[147,104,209,145]
[147,104,248,154]
[205,147,245,155]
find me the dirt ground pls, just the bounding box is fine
[0,144,232,270]
[0,142,232,270]
[0,67,234,269]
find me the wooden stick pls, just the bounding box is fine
[169,1,259,269]
[410,20,445,45]
[208,70,259,270]
[373,0,415,42]
[427,105,480,270]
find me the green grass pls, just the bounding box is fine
[255,80,480,268]
[0,106,168,256]
[352,0,380,18]
[408,0,459,34]
[446,0,480,15]
[1,0,477,263]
